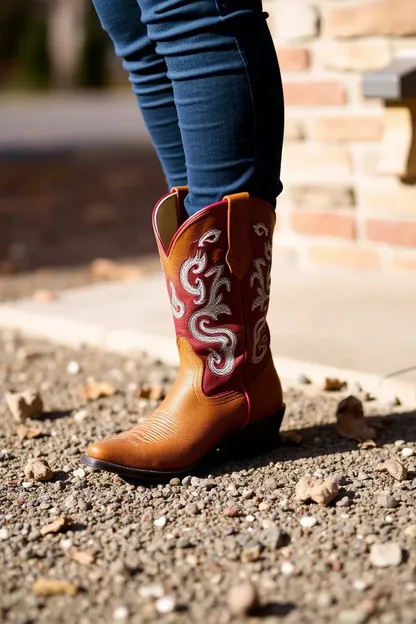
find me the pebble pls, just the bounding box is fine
[73,468,86,479]
[73,409,88,423]
[181,476,192,486]
[338,610,370,624]
[316,591,334,608]
[67,360,81,375]
[336,496,351,508]
[241,544,261,562]
[24,458,54,482]
[376,493,399,509]
[227,583,259,616]
[281,561,294,575]
[401,447,414,458]
[5,389,44,422]
[353,579,371,592]
[155,596,176,614]
[394,440,405,447]
[154,516,167,528]
[169,478,181,486]
[369,543,402,568]
[223,507,239,518]
[245,515,255,523]
[300,516,317,528]
[113,606,129,621]
[139,585,164,599]
[0,528,10,540]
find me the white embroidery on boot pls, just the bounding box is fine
[178,229,237,377]
[251,222,272,364]
[169,281,185,319]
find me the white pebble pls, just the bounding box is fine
[281,561,294,575]
[74,409,88,423]
[394,440,405,447]
[353,579,370,592]
[139,584,164,599]
[155,596,176,614]
[385,515,394,523]
[67,360,80,375]
[154,516,167,528]
[22,482,34,489]
[300,516,317,528]
[245,515,255,523]
[73,468,86,479]
[60,538,73,550]
[0,528,10,540]
[113,606,129,621]
[401,447,414,458]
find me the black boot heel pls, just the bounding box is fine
[218,404,286,459]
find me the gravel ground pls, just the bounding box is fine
[0,330,415,624]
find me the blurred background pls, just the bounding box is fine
[1,0,416,301]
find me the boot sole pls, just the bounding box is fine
[80,404,286,484]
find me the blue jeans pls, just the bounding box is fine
[92,0,284,216]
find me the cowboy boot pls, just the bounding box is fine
[81,186,285,480]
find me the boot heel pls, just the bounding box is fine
[219,404,286,459]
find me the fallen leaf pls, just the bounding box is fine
[322,377,347,392]
[32,289,57,302]
[24,458,54,482]
[89,258,143,282]
[295,475,339,506]
[79,381,117,401]
[16,426,43,441]
[138,383,166,401]
[280,431,302,445]
[66,547,95,565]
[32,578,78,596]
[376,458,407,481]
[5,389,44,422]
[40,516,70,536]
[336,395,377,441]
[358,439,377,450]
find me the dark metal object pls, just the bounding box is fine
[363,58,416,100]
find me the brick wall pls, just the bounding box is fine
[265,0,416,272]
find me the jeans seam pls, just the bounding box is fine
[213,1,258,190]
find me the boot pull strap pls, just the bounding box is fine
[224,192,251,280]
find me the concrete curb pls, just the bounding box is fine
[0,299,415,406]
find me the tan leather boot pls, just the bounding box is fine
[81,187,285,480]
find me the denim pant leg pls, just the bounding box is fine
[136,0,284,215]
[92,0,187,188]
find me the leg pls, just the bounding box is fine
[91,0,187,187]
[136,0,284,215]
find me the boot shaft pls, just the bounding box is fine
[153,187,275,397]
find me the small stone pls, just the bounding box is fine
[227,583,259,616]
[185,503,198,515]
[401,447,414,458]
[369,543,402,568]
[316,591,334,608]
[155,596,176,614]
[32,579,78,596]
[67,361,80,375]
[169,478,181,486]
[190,476,201,487]
[223,507,239,518]
[295,475,339,506]
[139,585,164,599]
[66,548,95,565]
[281,561,294,575]
[40,516,70,536]
[245,514,255,523]
[113,606,129,621]
[22,481,34,489]
[300,516,317,528]
[0,528,10,540]
[5,389,44,422]
[394,440,405,447]
[16,426,43,441]
[241,543,262,562]
[259,527,284,550]
[336,496,351,508]
[376,493,399,509]
[181,476,192,486]
[404,524,416,539]
[0,449,11,461]
[73,409,88,423]
[336,396,376,442]
[73,468,86,479]
[323,377,347,391]
[338,610,370,624]
[376,458,407,481]
[154,516,167,528]
[353,579,371,592]
[24,458,53,482]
